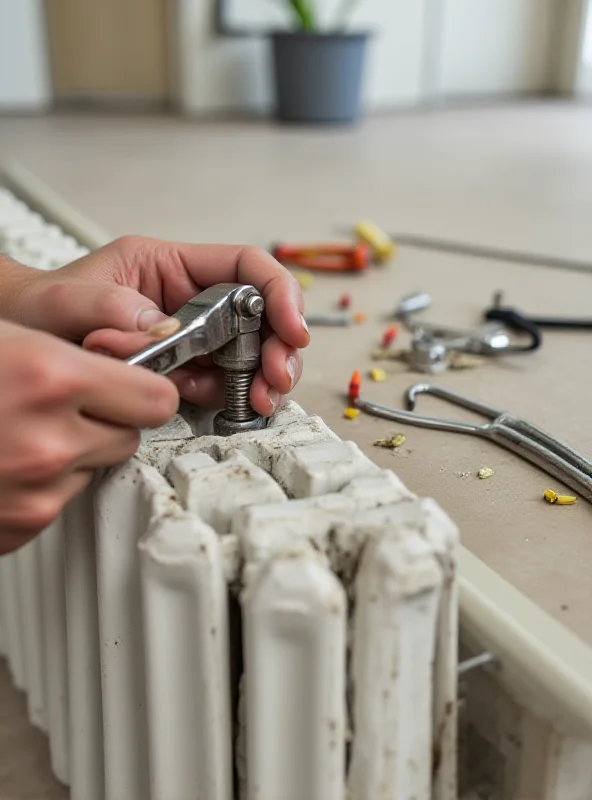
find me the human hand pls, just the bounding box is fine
[0,319,178,554]
[10,238,309,416]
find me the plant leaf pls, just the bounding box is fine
[286,0,315,31]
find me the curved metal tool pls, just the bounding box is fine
[355,383,592,502]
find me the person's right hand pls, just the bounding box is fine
[0,319,179,555]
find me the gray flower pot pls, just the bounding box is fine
[271,31,370,125]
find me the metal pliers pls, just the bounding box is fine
[127,283,267,436]
[355,383,592,502]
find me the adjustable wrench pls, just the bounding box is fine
[127,283,267,436]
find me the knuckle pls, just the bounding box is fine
[112,235,165,285]
[11,495,62,536]
[92,284,129,320]
[19,439,74,481]
[113,234,145,255]
[25,497,62,533]
[18,345,79,403]
[40,280,71,312]
[244,244,268,264]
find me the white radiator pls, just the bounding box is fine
[0,179,459,800]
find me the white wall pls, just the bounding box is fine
[0,0,51,111]
[176,0,562,115]
[550,0,592,96]
[438,0,556,96]
[578,0,592,93]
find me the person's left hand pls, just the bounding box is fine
[7,237,309,416]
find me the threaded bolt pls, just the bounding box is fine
[223,370,258,422]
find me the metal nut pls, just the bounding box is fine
[213,412,268,437]
[235,288,264,318]
[213,331,260,371]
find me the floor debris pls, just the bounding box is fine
[478,467,494,480]
[448,352,486,370]
[370,348,485,372]
[372,348,407,361]
[343,407,359,420]
[544,489,576,505]
[374,434,406,449]
[348,370,361,402]
[369,368,387,382]
[381,325,398,348]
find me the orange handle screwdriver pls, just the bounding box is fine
[272,242,370,272]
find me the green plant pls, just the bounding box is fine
[283,0,360,32]
[286,0,315,31]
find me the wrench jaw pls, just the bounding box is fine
[126,284,268,435]
[126,317,208,375]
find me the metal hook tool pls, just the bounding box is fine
[355,383,592,502]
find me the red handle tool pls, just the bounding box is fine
[272,242,370,272]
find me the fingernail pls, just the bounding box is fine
[268,388,281,411]
[301,314,309,334]
[147,318,181,339]
[286,354,298,389]
[91,347,112,356]
[137,308,173,332]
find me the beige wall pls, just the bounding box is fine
[45,0,170,101]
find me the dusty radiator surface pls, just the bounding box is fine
[0,179,459,800]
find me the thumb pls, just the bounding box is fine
[33,277,175,340]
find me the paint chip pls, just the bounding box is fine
[370,368,387,382]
